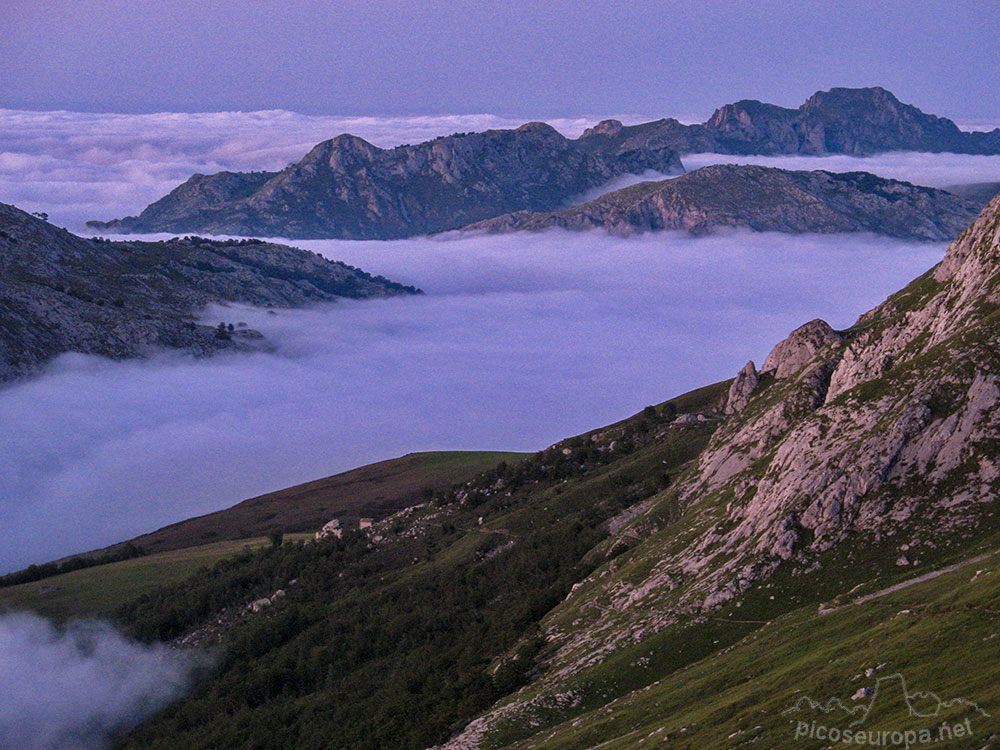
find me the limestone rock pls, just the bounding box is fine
[316,519,343,540]
[725,361,760,415]
[88,123,683,239]
[762,319,843,379]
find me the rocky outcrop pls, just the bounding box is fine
[724,361,759,414]
[88,123,684,239]
[465,165,983,240]
[581,192,1000,630]
[762,319,843,378]
[88,88,1000,240]
[0,203,418,382]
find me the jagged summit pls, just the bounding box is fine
[581,118,625,138]
[88,122,684,238]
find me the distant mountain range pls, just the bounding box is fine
[0,203,417,382]
[466,164,986,240]
[88,87,1000,240]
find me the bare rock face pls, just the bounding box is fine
[88,123,684,239]
[466,164,984,241]
[762,319,843,378]
[0,203,418,382]
[629,193,1000,610]
[724,361,759,414]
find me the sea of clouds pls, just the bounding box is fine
[4,108,997,572]
[0,108,651,231]
[1,227,945,572]
[685,151,1000,190]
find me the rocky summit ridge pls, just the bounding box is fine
[0,203,417,382]
[87,122,684,239]
[464,164,988,240]
[89,87,1000,240]
[593,85,1000,157]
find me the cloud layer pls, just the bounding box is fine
[0,228,944,572]
[0,612,202,750]
[684,151,1000,190]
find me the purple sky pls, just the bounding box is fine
[2,0,998,121]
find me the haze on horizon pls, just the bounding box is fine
[3,0,999,122]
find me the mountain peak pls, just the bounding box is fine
[515,121,560,136]
[800,85,900,111]
[581,119,624,138]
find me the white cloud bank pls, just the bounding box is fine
[0,612,202,750]
[0,228,945,573]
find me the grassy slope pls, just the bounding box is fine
[1,451,523,621]
[111,386,728,749]
[0,535,306,621]
[118,450,527,555]
[505,543,1000,749]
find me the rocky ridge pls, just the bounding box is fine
[0,203,418,382]
[87,123,684,238]
[465,164,987,240]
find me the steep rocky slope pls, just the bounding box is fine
[436,193,1000,750]
[87,123,684,238]
[0,203,417,382]
[465,164,986,240]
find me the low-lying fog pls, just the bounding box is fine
[0,612,204,750]
[0,108,646,230]
[1,228,944,572]
[684,151,1000,189]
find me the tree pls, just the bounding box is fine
[268,529,284,549]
